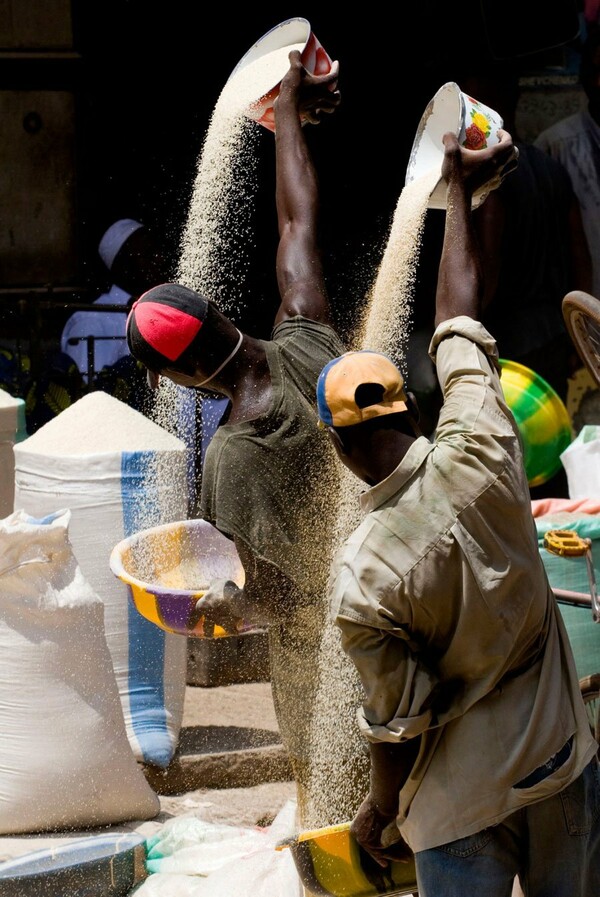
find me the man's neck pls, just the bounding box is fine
[220,341,271,425]
[365,431,416,486]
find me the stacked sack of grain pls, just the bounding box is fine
[13,391,189,768]
[0,509,160,833]
[0,389,26,518]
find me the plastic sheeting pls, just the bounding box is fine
[534,499,600,679]
[131,800,302,897]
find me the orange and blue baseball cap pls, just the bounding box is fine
[316,350,408,428]
[126,283,208,376]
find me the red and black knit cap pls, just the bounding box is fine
[126,283,209,373]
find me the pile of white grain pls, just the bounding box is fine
[22,391,182,455]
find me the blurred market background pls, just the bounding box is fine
[0,0,588,426]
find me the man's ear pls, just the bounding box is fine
[147,369,160,390]
[326,426,348,457]
[406,391,420,424]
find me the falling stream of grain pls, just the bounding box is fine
[149,43,441,831]
[303,168,440,827]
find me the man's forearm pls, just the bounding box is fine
[435,178,482,325]
[274,90,317,229]
[369,737,421,816]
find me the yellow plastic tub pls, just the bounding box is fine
[277,821,417,897]
[110,518,245,638]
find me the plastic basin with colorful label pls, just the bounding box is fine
[499,358,573,487]
[405,81,504,210]
[277,821,418,897]
[110,518,246,638]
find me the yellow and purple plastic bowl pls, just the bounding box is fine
[109,519,246,638]
[499,358,573,487]
[277,821,418,897]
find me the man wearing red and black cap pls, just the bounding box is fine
[317,132,599,896]
[126,52,358,827]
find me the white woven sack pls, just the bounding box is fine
[0,508,160,834]
[13,392,189,768]
[560,424,600,498]
[0,389,25,518]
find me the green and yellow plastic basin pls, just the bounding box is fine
[277,821,417,897]
[499,359,573,487]
[110,518,245,638]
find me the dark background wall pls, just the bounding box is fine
[0,0,586,346]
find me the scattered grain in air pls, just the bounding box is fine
[357,167,440,363]
[149,35,441,831]
[304,164,440,829]
[176,43,304,317]
[153,44,312,483]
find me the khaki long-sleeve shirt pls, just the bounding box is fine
[329,317,597,852]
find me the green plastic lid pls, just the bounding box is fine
[499,359,573,487]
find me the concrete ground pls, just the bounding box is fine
[0,644,529,897]
[0,618,542,897]
[0,677,300,895]
[0,678,296,862]
[150,679,297,828]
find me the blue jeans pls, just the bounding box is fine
[415,757,600,897]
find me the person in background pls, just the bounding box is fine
[534,23,600,300]
[316,129,599,896]
[407,57,592,439]
[466,57,593,502]
[125,52,355,827]
[469,60,592,404]
[61,218,169,384]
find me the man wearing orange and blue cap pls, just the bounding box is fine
[317,131,599,896]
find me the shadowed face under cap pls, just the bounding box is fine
[316,350,408,428]
[126,282,209,374]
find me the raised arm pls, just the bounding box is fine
[272,50,340,327]
[435,129,517,327]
